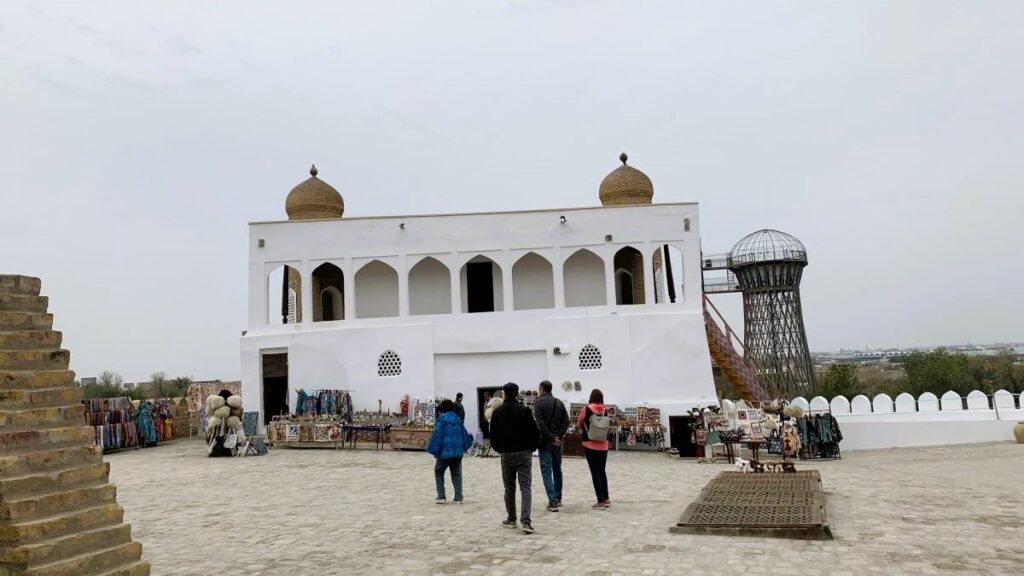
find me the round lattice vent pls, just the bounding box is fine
[377,350,402,377]
[579,344,603,371]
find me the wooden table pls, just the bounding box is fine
[344,425,387,450]
[722,440,767,463]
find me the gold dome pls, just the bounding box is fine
[599,153,653,206]
[285,165,345,220]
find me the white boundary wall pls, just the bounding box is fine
[725,390,1024,451]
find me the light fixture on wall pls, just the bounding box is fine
[400,223,406,230]
[684,218,691,232]
[559,215,567,224]
[604,234,612,242]
[258,239,265,248]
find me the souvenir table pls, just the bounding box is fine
[389,427,433,450]
[721,439,767,463]
[343,425,388,450]
[266,419,346,449]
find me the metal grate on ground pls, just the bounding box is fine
[671,470,832,540]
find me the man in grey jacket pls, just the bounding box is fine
[533,380,569,512]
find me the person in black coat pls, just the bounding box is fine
[489,382,539,534]
[533,380,569,511]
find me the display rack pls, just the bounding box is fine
[82,397,138,452]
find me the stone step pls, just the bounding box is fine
[0,425,94,452]
[0,444,102,478]
[0,330,62,351]
[0,462,109,500]
[0,275,41,296]
[0,349,71,371]
[97,560,152,576]
[0,369,77,390]
[0,293,48,313]
[0,404,84,431]
[1,482,117,522]
[21,541,143,576]
[0,311,53,332]
[0,502,124,544]
[0,522,132,569]
[1,387,82,409]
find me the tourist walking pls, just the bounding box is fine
[578,388,611,509]
[481,390,504,457]
[427,400,473,504]
[533,380,569,512]
[454,392,466,421]
[489,382,539,533]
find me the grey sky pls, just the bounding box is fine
[2,1,1021,383]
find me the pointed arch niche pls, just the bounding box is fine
[512,252,554,311]
[563,249,606,307]
[267,264,301,325]
[354,260,399,319]
[651,244,684,303]
[614,246,645,305]
[460,255,504,313]
[409,257,452,316]
[312,262,345,321]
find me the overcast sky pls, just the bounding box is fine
[2,1,1021,383]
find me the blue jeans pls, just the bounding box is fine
[434,457,463,500]
[537,442,563,505]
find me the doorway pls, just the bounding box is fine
[669,415,698,457]
[262,352,289,425]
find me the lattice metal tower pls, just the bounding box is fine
[728,229,816,397]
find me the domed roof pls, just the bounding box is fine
[285,165,344,220]
[599,153,653,206]
[729,229,807,265]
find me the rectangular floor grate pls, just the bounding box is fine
[670,470,832,540]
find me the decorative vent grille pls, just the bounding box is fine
[378,350,402,377]
[579,344,603,371]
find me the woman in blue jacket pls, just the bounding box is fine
[428,399,474,504]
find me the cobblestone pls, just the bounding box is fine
[106,441,1024,575]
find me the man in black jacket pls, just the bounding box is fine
[533,380,569,512]
[489,382,539,534]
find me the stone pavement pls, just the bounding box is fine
[106,441,1024,575]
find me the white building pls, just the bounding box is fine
[240,156,719,440]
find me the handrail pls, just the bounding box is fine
[703,294,780,398]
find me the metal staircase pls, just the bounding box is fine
[703,295,775,402]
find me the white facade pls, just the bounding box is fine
[240,203,718,439]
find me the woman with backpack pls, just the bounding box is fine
[427,399,474,504]
[578,388,611,509]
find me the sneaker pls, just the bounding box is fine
[592,502,606,510]
[599,500,611,508]
[452,498,463,504]
[546,503,559,512]
[521,521,535,534]
[501,519,518,529]
[434,496,446,504]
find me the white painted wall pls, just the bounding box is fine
[564,249,607,307]
[354,260,399,318]
[512,252,555,310]
[409,257,451,316]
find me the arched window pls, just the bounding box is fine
[377,350,402,378]
[460,255,503,313]
[512,252,554,310]
[563,249,606,307]
[267,264,301,324]
[312,262,345,321]
[613,247,644,305]
[615,269,634,305]
[579,344,603,371]
[355,260,399,319]
[320,287,342,321]
[409,257,452,315]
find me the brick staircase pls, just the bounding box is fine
[0,275,149,576]
[703,295,773,403]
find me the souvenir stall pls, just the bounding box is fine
[83,397,138,452]
[390,397,446,450]
[186,381,242,436]
[761,406,842,461]
[265,389,353,449]
[617,406,665,451]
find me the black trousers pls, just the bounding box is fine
[583,447,609,502]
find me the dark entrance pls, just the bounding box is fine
[467,262,495,313]
[262,352,289,425]
[669,415,698,457]
[476,386,503,438]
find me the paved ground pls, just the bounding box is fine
[106,440,1024,575]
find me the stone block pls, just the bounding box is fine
[0,330,62,351]
[0,425,94,452]
[0,462,109,499]
[0,294,48,313]
[22,540,143,576]
[0,445,102,477]
[0,311,53,332]
[0,276,41,296]
[0,369,77,390]
[0,503,124,544]
[0,522,132,568]
[0,350,71,371]
[0,404,84,430]
[0,387,82,409]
